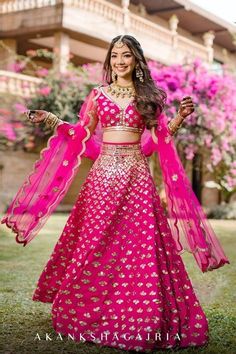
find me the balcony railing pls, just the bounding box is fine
[0,0,59,12]
[0,70,41,97]
[0,0,209,62]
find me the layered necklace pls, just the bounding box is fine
[107,81,135,98]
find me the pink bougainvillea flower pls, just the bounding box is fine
[184,145,197,160]
[14,103,28,114]
[7,62,26,73]
[36,68,49,77]
[211,147,222,166]
[225,176,235,189]
[38,86,52,96]
[0,122,16,140]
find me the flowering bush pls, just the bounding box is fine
[149,59,236,201]
[28,63,103,123]
[0,46,103,151]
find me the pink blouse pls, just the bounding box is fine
[93,85,146,134]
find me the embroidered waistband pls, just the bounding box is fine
[102,126,143,133]
[101,141,142,155]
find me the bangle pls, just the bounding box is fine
[44,112,61,129]
[167,113,185,134]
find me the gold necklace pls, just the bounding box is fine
[107,82,135,98]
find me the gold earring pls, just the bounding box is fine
[111,70,117,82]
[135,64,144,82]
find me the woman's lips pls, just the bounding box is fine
[116,67,128,71]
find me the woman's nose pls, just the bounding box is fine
[116,57,125,64]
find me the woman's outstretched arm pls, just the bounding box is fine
[167,96,195,135]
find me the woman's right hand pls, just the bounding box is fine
[24,110,49,124]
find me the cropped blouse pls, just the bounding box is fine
[91,85,146,134]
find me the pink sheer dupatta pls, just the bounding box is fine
[151,113,230,272]
[1,88,98,246]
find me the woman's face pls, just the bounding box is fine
[110,43,136,79]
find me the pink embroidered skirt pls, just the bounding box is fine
[32,141,209,352]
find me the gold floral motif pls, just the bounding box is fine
[192,332,200,337]
[68,128,75,136]
[196,314,203,320]
[165,135,172,144]
[195,323,202,328]
[172,174,178,181]
[69,309,76,314]
[79,321,87,326]
[62,160,69,166]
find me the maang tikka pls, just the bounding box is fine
[111,35,125,82]
[114,35,125,48]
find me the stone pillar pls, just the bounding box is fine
[0,38,17,70]
[53,32,70,74]
[221,48,230,69]
[137,3,147,17]
[169,14,179,49]
[122,0,130,33]
[203,30,215,63]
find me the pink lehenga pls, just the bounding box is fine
[1,85,229,352]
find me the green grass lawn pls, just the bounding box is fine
[0,216,235,354]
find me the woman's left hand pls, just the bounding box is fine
[178,96,195,118]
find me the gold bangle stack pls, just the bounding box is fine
[167,113,185,134]
[43,112,61,129]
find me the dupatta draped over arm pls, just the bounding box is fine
[151,113,229,272]
[1,88,99,246]
[1,87,229,273]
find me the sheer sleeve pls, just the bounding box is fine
[77,87,99,136]
[0,87,100,246]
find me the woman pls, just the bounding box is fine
[1,35,229,352]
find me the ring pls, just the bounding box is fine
[25,111,33,120]
[29,113,35,120]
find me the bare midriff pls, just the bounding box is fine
[103,131,141,143]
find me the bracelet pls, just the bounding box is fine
[43,112,61,129]
[167,113,185,134]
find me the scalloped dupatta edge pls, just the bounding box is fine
[0,121,91,246]
[151,114,230,272]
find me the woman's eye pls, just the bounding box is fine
[111,55,131,58]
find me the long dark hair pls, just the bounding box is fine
[102,35,167,130]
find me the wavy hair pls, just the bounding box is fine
[102,35,167,130]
